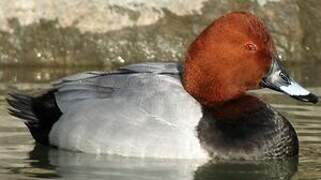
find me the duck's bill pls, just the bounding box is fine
[260,57,319,104]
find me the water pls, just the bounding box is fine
[0,63,320,180]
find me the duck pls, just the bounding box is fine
[7,12,319,160]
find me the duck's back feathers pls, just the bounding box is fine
[53,63,183,112]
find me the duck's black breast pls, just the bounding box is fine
[197,95,298,160]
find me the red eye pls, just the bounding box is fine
[244,42,257,52]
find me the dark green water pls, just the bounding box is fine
[0,62,320,180]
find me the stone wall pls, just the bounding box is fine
[0,0,319,66]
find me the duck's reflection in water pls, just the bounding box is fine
[28,144,298,180]
[194,158,298,180]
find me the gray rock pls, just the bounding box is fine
[297,0,321,63]
[0,0,319,66]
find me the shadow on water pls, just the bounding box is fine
[23,144,298,180]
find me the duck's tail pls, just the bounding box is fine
[6,91,62,145]
[7,93,38,126]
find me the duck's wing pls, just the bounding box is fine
[49,62,206,159]
[53,63,182,112]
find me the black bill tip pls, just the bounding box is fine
[291,93,319,104]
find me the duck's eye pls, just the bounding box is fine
[244,42,257,52]
[279,72,290,83]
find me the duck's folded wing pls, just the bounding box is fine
[53,62,182,113]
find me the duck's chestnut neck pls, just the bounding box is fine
[183,53,246,106]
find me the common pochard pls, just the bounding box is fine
[7,12,319,160]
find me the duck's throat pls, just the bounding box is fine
[208,95,267,120]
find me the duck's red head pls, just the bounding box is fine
[183,12,318,106]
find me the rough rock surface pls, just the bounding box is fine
[0,0,320,66]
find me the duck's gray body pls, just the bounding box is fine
[7,62,298,160]
[48,63,207,158]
